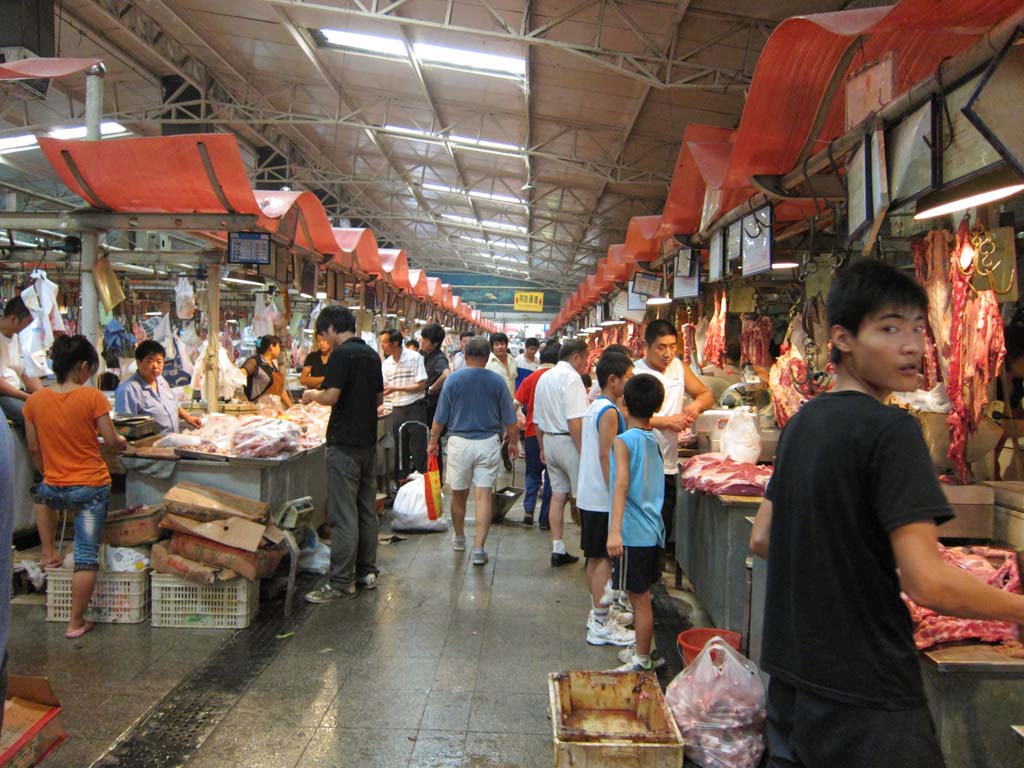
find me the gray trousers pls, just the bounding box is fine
[0,396,25,428]
[325,444,379,588]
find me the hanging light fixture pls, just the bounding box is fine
[915,166,1024,220]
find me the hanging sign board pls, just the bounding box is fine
[631,270,662,297]
[847,137,870,241]
[963,32,1024,179]
[863,127,891,256]
[886,101,935,207]
[941,73,1003,186]
[741,206,773,277]
[708,231,725,283]
[673,248,700,299]
[228,232,271,265]
[726,220,743,262]
[298,259,318,298]
[513,291,544,312]
[845,52,894,131]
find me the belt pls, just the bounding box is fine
[546,432,570,436]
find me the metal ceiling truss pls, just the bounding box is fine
[259,0,765,90]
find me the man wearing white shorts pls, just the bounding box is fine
[533,339,590,567]
[428,337,519,566]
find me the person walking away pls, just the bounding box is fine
[299,334,332,389]
[428,337,518,566]
[0,297,42,427]
[633,320,713,558]
[379,328,428,479]
[750,260,1024,768]
[485,332,518,400]
[607,374,666,672]
[23,336,127,638]
[241,335,293,409]
[451,331,474,371]
[515,337,540,389]
[514,344,557,527]
[577,352,635,647]
[115,340,202,433]
[302,306,384,602]
[534,339,590,566]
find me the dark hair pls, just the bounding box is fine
[725,338,741,364]
[52,335,99,383]
[580,373,592,390]
[316,305,356,336]
[602,344,632,359]
[256,335,281,356]
[98,371,119,392]
[524,337,539,349]
[381,328,402,345]
[644,319,677,346]
[460,330,475,340]
[465,337,491,360]
[135,340,166,363]
[539,345,559,365]
[558,339,588,361]
[597,351,633,389]
[827,259,929,365]
[624,373,664,418]
[1005,326,1024,363]
[421,323,445,345]
[405,339,420,350]
[2,296,30,321]
[490,332,509,347]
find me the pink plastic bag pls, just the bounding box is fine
[664,637,766,768]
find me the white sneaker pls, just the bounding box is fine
[616,645,666,668]
[608,603,633,627]
[452,535,467,552]
[612,654,655,673]
[356,573,378,589]
[586,618,636,647]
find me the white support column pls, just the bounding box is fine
[80,63,106,353]
[204,254,221,413]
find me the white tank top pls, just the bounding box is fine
[576,396,625,512]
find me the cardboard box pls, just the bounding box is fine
[168,533,284,582]
[150,542,238,586]
[159,513,266,553]
[162,482,270,524]
[102,505,165,546]
[0,677,66,768]
[939,484,995,539]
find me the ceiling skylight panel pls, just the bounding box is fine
[413,42,525,77]
[319,29,407,57]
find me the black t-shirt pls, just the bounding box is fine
[763,391,951,710]
[422,349,449,407]
[303,350,328,384]
[323,338,384,448]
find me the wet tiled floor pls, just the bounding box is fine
[8,478,704,767]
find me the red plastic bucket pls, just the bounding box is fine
[678,628,742,665]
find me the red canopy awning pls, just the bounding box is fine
[623,216,663,263]
[0,58,100,80]
[332,228,381,274]
[253,191,342,261]
[425,277,443,305]
[377,249,411,292]
[406,268,428,299]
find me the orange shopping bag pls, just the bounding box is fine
[424,456,444,520]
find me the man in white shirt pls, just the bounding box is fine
[485,332,518,400]
[451,331,474,371]
[380,329,428,479]
[515,337,540,389]
[633,319,714,550]
[0,297,41,428]
[533,339,591,566]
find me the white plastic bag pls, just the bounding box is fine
[175,277,196,319]
[391,472,448,532]
[102,545,150,572]
[721,409,760,465]
[665,638,766,768]
[298,539,331,574]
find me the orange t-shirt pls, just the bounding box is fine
[23,387,112,487]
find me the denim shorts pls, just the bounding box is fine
[35,484,111,572]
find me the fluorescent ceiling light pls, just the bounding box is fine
[115,262,157,274]
[914,184,1024,220]
[424,182,524,206]
[47,121,128,139]
[442,213,527,233]
[601,319,626,327]
[315,291,328,299]
[0,134,39,154]
[646,296,672,305]
[319,28,407,56]
[383,124,523,154]
[144,311,163,317]
[223,276,265,287]
[461,236,528,251]
[771,261,800,270]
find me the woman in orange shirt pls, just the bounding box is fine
[23,336,126,639]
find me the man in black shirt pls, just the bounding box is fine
[302,306,384,602]
[299,334,331,389]
[419,323,449,426]
[750,261,1024,767]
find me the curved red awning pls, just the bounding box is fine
[377,249,411,292]
[407,268,428,299]
[38,134,262,216]
[254,191,341,261]
[442,284,454,312]
[658,125,733,237]
[331,228,381,274]
[425,277,443,305]
[623,215,664,263]
[0,57,101,80]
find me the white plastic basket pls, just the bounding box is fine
[150,573,259,629]
[46,568,150,624]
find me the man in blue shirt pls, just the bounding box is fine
[428,337,518,566]
[115,341,202,434]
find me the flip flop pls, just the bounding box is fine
[39,559,63,569]
[65,622,94,639]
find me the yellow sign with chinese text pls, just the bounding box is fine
[514,291,544,312]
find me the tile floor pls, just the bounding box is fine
[8,484,703,768]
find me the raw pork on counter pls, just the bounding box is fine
[903,544,1021,650]
[681,453,772,497]
[230,416,303,459]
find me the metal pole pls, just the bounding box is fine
[204,255,222,413]
[80,63,106,355]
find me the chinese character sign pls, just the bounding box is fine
[514,291,544,312]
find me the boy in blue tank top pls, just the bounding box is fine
[606,373,665,672]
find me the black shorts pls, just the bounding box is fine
[766,678,945,768]
[579,509,610,559]
[612,545,661,595]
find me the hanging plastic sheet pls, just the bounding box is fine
[94,257,126,312]
[18,271,66,377]
[175,277,196,319]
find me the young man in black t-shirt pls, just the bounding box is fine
[302,306,384,602]
[750,260,1024,768]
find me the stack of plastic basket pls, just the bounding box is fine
[150,574,259,629]
[46,568,150,624]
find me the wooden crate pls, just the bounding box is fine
[548,671,683,767]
